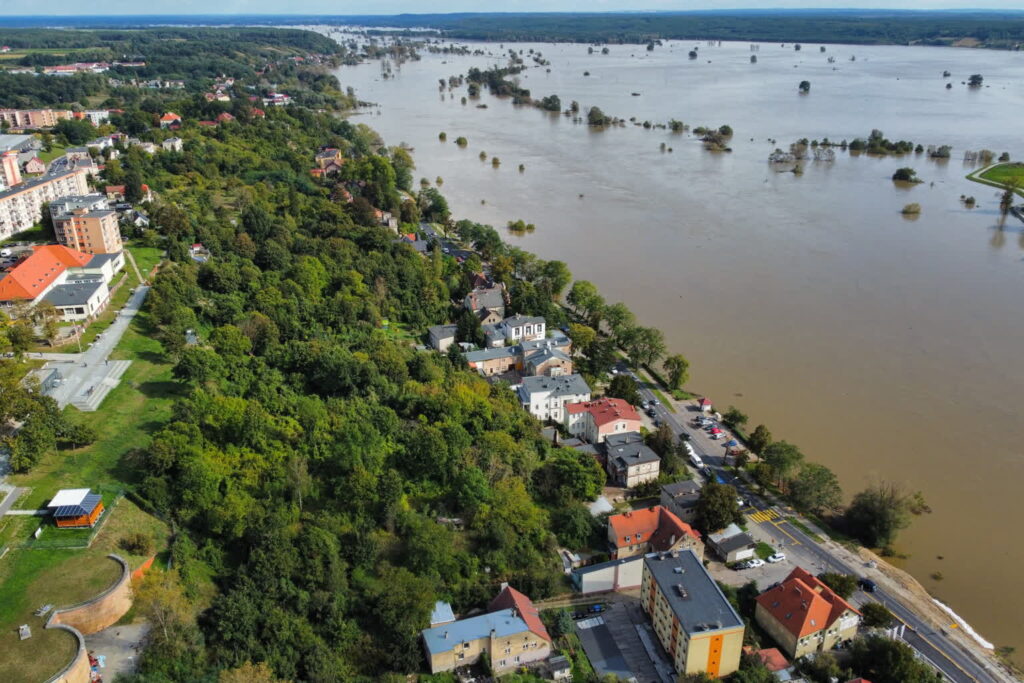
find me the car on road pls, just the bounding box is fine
[650,398,660,406]
[736,497,746,508]
[646,408,657,417]
[679,432,691,441]
[653,419,661,427]
[767,553,786,563]
[859,578,877,593]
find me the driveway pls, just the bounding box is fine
[84,622,149,679]
[33,285,149,410]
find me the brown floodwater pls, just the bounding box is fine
[330,34,1024,657]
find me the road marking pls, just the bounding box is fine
[863,596,979,683]
[747,508,780,523]
[770,520,802,546]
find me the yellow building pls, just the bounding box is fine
[421,585,552,675]
[754,567,861,659]
[641,550,745,678]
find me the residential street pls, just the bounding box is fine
[620,361,1011,683]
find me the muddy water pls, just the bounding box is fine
[332,36,1024,656]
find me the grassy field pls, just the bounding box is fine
[0,499,170,683]
[38,145,68,164]
[13,312,179,508]
[0,295,177,682]
[128,244,165,279]
[980,163,1024,187]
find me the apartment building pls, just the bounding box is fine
[0,108,73,129]
[641,550,745,678]
[51,194,123,254]
[0,169,89,240]
[517,374,591,422]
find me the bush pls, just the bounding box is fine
[901,203,921,215]
[892,167,919,182]
[119,531,154,556]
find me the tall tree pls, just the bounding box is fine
[762,440,805,490]
[845,482,927,548]
[747,424,772,455]
[694,480,743,534]
[662,354,690,390]
[788,462,842,514]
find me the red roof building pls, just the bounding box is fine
[216,112,235,123]
[488,584,550,643]
[565,396,641,444]
[742,646,790,672]
[198,120,218,127]
[252,108,266,118]
[607,506,703,560]
[755,567,861,659]
[0,244,92,304]
[698,397,713,411]
[159,112,181,128]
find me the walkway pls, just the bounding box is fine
[34,285,150,411]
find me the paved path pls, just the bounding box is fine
[620,362,1011,683]
[34,285,149,411]
[0,485,27,517]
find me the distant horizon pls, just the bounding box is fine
[5,5,1024,19]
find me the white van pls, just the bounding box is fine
[690,453,703,468]
[0,248,11,257]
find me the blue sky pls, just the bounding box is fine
[17,1,1024,17]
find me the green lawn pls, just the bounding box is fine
[128,245,165,280]
[0,304,177,682]
[38,145,67,164]
[755,542,776,560]
[0,499,170,683]
[980,162,1024,187]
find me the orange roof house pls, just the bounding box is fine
[607,506,702,560]
[216,112,235,123]
[742,646,790,672]
[0,244,92,304]
[755,567,861,659]
[488,584,550,643]
[159,112,181,128]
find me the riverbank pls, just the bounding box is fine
[967,162,1024,197]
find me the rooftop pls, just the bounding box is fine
[608,506,700,551]
[566,397,640,427]
[755,567,860,639]
[421,585,548,656]
[0,244,92,301]
[503,313,545,327]
[464,345,519,363]
[518,373,590,399]
[644,550,744,635]
[662,480,701,499]
[47,488,102,518]
[604,431,660,468]
[42,278,105,308]
[430,601,456,627]
[0,168,82,203]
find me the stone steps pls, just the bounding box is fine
[70,360,131,412]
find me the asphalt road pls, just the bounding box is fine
[618,361,1005,683]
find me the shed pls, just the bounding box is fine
[47,488,104,528]
[698,397,713,412]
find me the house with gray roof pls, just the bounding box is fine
[603,432,661,488]
[660,480,702,524]
[464,286,506,317]
[427,324,457,352]
[707,523,757,563]
[517,374,591,422]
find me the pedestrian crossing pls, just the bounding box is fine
[746,508,781,524]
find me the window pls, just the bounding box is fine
[504,647,511,654]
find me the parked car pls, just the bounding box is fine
[746,558,765,568]
[767,553,786,563]
[736,497,746,508]
[689,454,703,468]
[684,443,696,456]
[859,578,877,593]
[646,408,657,417]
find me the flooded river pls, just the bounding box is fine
[331,36,1024,657]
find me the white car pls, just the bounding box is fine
[767,553,786,564]
[684,443,696,456]
[745,558,765,569]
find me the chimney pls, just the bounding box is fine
[670,534,676,546]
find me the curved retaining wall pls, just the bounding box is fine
[48,554,133,635]
[45,554,134,683]
[44,624,90,683]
